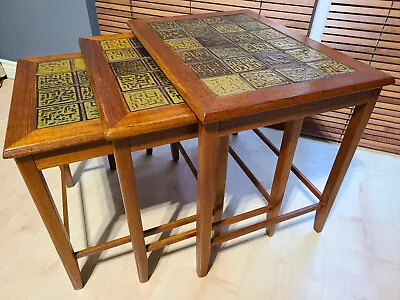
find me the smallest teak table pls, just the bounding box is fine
[129,10,395,277]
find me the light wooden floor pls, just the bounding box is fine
[1,78,400,300]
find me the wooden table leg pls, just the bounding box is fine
[214,135,230,237]
[113,139,149,283]
[266,119,304,237]
[314,99,377,232]
[196,122,219,277]
[59,165,74,188]
[170,143,179,161]
[16,156,83,290]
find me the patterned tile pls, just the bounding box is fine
[237,21,269,31]
[123,88,170,111]
[37,104,81,128]
[136,47,150,57]
[83,101,100,120]
[157,29,189,40]
[153,71,171,85]
[100,39,132,51]
[117,73,157,92]
[77,70,90,85]
[276,65,323,82]
[144,57,161,71]
[176,48,215,64]
[166,38,202,51]
[208,46,248,58]
[165,86,184,104]
[110,60,147,76]
[130,37,143,47]
[80,85,94,100]
[203,75,253,96]
[150,21,179,31]
[37,87,78,107]
[308,59,355,76]
[189,60,232,78]
[105,49,139,62]
[241,70,290,89]
[195,35,233,48]
[73,58,86,71]
[253,51,296,67]
[253,28,286,41]
[184,26,218,37]
[177,19,207,27]
[223,56,265,73]
[238,42,275,54]
[37,73,75,89]
[268,37,303,50]
[286,48,327,63]
[223,14,254,23]
[202,16,229,25]
[223,32,262,44]
[213,23,245,34]
[38,60,71,74]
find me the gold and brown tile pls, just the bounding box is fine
[268,37,303,50]
[117,73,157,92]
[37,103,81,129]
[286,47,327,63]
[110,59,147,76]
[164,86,184,104]
[223,32,262,44]
[223,14,254,23]
[105,49,139,62]
[166,38,202,51]
[38,60,72,74]
[212,23,245,34]
[202,16,229,26]
[37,87,78,107]
[157,28,189,40]
[275,65,324,82]
[184,26,218,37]
[150,20,180,31]
[37,72,75,90]
[130,37,143,47]
[177,19,207,28]
[76,70,90,85]
[223,56,265,73]
[252,28,286,41]
[238,21,269,31]
[238,42,275,54]
[123,88,171,112]
[241,69,290,89]
[189,60,232,78]
[100,38,132,51]
[72,58,86,71]
[80,85,94,100]
[308,59,355,76]
[202,74,253,96]
[195,35,233,48]
[83,101,100,120]
[144,57,161,71]
[253,51,296,67]
[208,46,248,58]
[153,71,171,86]
[176,48,215,64]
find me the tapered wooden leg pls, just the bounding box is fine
[314,99,377,232]
[170,143,179,161]
[59,165,73,188]
[214,135,230,237]
[196,122,219,277]
[60,165,70,236]
[113,139,148,283]
[266,119,304,237]
[107,154,116,170]
[16,156,82,290]
[146,148,153,155]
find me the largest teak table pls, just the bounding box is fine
[128,10,395,277]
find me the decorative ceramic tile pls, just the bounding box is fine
[184,26,217,37]
[189,60,232,78]
[238,42,275,54]
[195,35,233,48]
[105,49,139,62]
[308,59,355,76]
[37,87,78,107]
[253,51,296,67]
[223,32,262,44]
[238,21,269,31]
[80,85,94,100]
[83,101,100,119]
[153,71,171,85]
[130,37,143,47]
[123,88,170,111]
[241,70,290,89]
[176,48,215,64]
[100,39,132,51]
[213,23,245,34]
[37,104,81,128]
[203,75,253,96]
[150,21,179,31]
[164,86,184,104]
[144,57,161,71]
[117,73,157,92]
[223,14,254,23]
[157,29,189,40]
[166,38,202,51]
[136,47,150,57]
[253,28,286,41]
[276,65,324,82]
[73,58,86,71]
[37,73,75,89]
[202,16,229,25]
[177,19,207,27]
[286,48,327,63]
[77,70,90,85]
[110,60,147,76]
[268,37,303,50]
[208,46,248,58]
[38,60,71,74]
[223,56,265,73]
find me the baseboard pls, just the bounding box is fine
[0,59,17,79]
